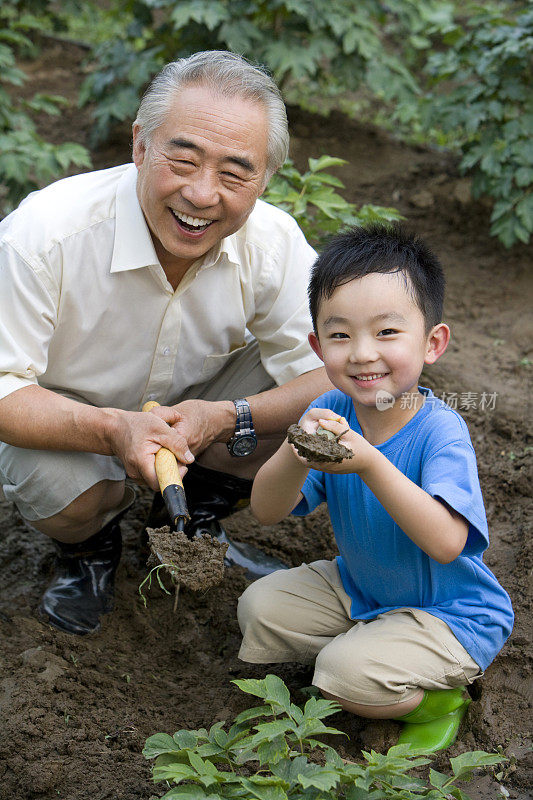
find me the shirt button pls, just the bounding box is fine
[162,347,171,356]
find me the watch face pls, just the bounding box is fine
[231,435,257,456]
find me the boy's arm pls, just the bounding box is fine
[309,417,469,564]
[250,439,309,525]
[359,448,468,564]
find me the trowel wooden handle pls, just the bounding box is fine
[142,400,190,532]
[142,400,185,492]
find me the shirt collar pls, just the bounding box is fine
[110,164,160,273]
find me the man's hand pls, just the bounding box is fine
[290,409,374,475]
[107,406,194,491]
[169,399,236,456]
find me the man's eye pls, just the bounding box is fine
[223,172,242,181]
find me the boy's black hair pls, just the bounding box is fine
[309,224,445,333]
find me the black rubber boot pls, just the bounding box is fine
[144,463,289,580]
[39,519,122,635]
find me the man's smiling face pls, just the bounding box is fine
[132,84,269,279]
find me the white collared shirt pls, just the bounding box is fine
[0,164,321,411]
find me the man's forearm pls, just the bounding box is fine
[247,367,332,437]
[0,385,116,453]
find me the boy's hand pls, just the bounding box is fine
[290,409,373,475]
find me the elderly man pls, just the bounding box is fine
[0,51,331,635]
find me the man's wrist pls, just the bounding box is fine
[214,400,238,442]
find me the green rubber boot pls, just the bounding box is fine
[396,688,471,753]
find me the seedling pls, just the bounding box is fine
[144,675,506,800]
[138,563,180,612]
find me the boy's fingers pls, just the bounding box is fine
[318,416,348,431]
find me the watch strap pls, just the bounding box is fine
[232,398,255,437]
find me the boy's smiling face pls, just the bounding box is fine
[309,271,449,410]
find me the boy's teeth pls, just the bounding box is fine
[356,373,385,381]
[175,211,211,228]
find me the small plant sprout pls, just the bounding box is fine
[138,563,181,611]
[143,675,506,800]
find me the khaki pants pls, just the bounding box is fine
[238,559,482,706]
[0,341,274,521]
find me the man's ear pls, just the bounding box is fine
[308,331,324,362]
[132,124,146,168]
[424,323,450,365]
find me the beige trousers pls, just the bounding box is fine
[238,559,482,706]
[0,341,274,521]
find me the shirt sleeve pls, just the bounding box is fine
[246,210,322,385]
[0,237,58,401]
[292,468,327,516]
[421,436,489,556]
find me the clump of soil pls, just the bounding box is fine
[146,527,228,592]
[287,424,354,463]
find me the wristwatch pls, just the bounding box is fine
[227,398,257,457]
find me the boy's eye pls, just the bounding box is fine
[331,332,349,339]
[378,329,397,336]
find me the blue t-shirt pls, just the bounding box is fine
[293,387,514,671]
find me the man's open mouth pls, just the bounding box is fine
[171,209,214,232]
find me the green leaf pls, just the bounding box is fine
[450,750,507,781]
[309,155,348,172]
[233,705,274,725]
[143,732,182,759]
[298,763,341,791]
[429,768,448,788]
[515,193,533,231]
[239,776,289,800]
[161,786,210,800]
[152,761,196,783]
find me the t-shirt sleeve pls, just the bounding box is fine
[292,468,326,516]
[422,435,489,556]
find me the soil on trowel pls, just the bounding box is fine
[287,423,354,463]
[146,526,228,592]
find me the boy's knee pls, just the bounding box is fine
[237,577,280,634]
[314,639,396,705]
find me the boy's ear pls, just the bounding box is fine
[308,331,324,362]
[424,323,450,365]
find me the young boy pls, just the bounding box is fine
[237,225,514,752]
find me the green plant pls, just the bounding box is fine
[0,1,91,214]
[143,674,505,799]
[78,0,452,146]
[412,3,533,247]
[263,155,403,247]
[138,563,180,608]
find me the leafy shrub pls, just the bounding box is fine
[0,1,91,214]
[413,3,533,247]
[263,155,403,247]
[78,0,452,146]
[143,674,506,800]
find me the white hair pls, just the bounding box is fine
[133,51,289,176]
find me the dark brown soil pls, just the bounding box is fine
[287,424,354,462]
[146,527,227,592]
[0,39,531,800]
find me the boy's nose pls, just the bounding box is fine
[349,338,379,364]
